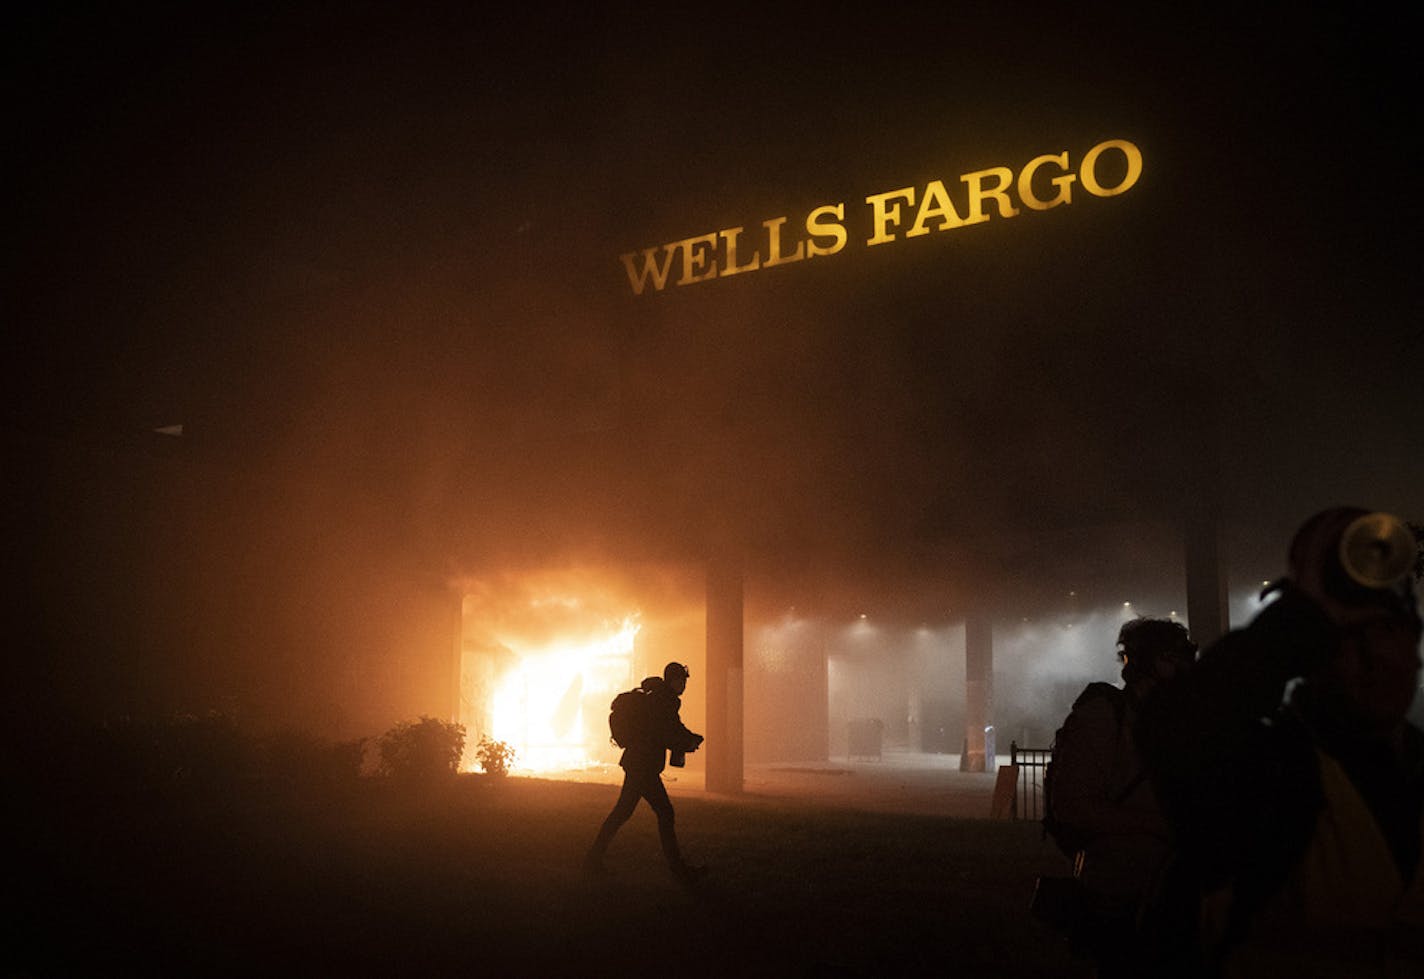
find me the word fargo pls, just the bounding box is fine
[620,139,1142,296]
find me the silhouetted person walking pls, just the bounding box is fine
[1139,507,1424,976]
[586,662,705,883]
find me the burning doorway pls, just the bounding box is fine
[456,566,706,779]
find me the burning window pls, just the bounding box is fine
[456,567,703,776]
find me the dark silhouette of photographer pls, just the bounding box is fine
[1139,507,1424,975]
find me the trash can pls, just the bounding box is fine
[847,718,883,760]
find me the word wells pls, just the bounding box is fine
[619,138,1142,296]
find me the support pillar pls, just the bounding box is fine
[811,628,829,762]
[705,558,744,794]
[1182,378,1228,646]
[1185,504,1229,646]
[452,591,466,726]
[961,613,993,773]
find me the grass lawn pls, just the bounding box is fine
[19,774,1087,977]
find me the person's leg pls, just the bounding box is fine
[587,772,641,866]
[643,776,701,878]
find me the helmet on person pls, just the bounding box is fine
[1116,618,1197,687]
[1116,618,1197,664]
[1274,507,1420,629]
[664,662,691,682]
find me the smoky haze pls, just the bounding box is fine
[8,7,1420,740]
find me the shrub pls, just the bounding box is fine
[474,735,516,777]
[377,716,465,780]
[262,729,367,784]
[330,737,368,780]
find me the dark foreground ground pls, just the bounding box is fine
[17,771,1084,977]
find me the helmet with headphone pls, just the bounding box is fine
[1266,507,1420,631]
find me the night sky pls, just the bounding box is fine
[9,5,1420,729]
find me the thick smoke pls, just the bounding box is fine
[8,7,1420,751]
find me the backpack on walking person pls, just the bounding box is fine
[608,683,655,749]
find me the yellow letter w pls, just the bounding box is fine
[620,245,679,295]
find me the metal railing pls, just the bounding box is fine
[1009,741,1052,821]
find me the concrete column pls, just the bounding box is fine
[907,688,923,753]
[1185,505,1229,646]
[452,591,466,726]
[1181,379,1228,646]
[961,613,993,772]
[811,628,829,762]
[705,558,744,793]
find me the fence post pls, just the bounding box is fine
[1006,743,1051,823]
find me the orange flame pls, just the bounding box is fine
[482,615,641,774]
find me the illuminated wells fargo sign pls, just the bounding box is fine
[620,138,1142,296]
